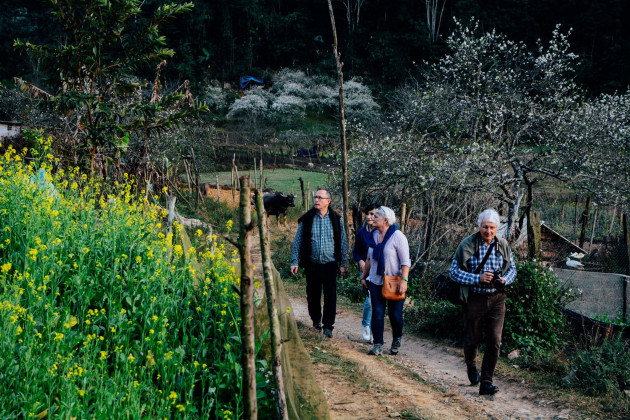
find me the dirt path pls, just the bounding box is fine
[287,294,576,420]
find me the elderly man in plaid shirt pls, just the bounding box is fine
[291,188,348,338]
[450,208,516,396]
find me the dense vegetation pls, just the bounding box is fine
[3,0,629,94]
[0,133,274,418]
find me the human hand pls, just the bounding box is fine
[290,265,299,275]
[361,278,367,289]
[398,280,407,295]
[339,266,347,276]
[479,272,494,284]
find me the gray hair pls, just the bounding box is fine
[477,208,500,227]
[316,188,331,200]
[375,206,396,226]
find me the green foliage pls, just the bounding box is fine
[337,264,365,304]
[568,335,630,397]
[14,0,207,168]
[503,261,575,354]
[404,298,463,341]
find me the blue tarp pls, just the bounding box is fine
[240,76,263,89]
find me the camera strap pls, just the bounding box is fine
[472,240,497,275]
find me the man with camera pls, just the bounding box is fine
[449,209,516,395]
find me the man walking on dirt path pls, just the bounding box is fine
[291,188,348,338]
[450,209,516,396]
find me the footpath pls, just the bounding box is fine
[287,294,575,420]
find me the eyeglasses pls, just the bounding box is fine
[314,196,330,200]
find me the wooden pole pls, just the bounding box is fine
[216,175,220,202]
[401,202,407,234]
[623,213,630,276]
[238,176,257,420]
[579,197,590,249]
[609,199,618,236]
[327,0,350,241]
[254,189,288,420]
[589,204,599,252]
[298,177,306,209]
[191,147,201,208]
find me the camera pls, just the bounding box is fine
[491,271,505,291]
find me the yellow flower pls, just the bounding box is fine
[77,389,85,397]
[99,351,108,360]
[128,354,135,363]
[1,262,11,273]
[195,229,203,237]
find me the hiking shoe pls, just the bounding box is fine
[390,337,401,355]
[368,344,383,356]
[362,325,371,341]
[479,382,499,395]
[323,328,333,338]
[467,365,481,385]
[313,322,322,333]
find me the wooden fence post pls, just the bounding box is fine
[623,213,630,276]
[238,176,257,420]
[254,189,288,420]
[579,197,590,248]
[298,177,306,209]
[216,175,220,202]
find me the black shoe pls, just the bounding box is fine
[479,382,499,395]
[313,322,322,332]
[467,365,480,385]
[323,328,333,338]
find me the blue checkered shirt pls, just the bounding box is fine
[291,212,348,267]
[449,239,516,294]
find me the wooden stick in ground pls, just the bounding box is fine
[216,175,220,202]
[298,177,306,209]
[589,204,599,252]
[579,197,590,248]
[401,202,407,234]
[238,176,257,420]
[254,189,288,420]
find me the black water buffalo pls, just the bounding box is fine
[263,192,295,226]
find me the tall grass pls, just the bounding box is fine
[0,135,273,418]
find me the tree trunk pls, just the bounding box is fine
[527,210,541,260]
[254,189,288,420]
[623,214,630,276]
[328,0,350,244]
[238,176,257,420]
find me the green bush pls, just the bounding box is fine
[569,334,630,396]
[503,261,576,354]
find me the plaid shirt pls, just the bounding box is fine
[449,239,516,294]
[291,211,348,266]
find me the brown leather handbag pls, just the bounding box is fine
[382,275,406,300]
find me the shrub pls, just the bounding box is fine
[503,260,576,355]
[569,334,630,396]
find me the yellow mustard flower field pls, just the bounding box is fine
[0,134,273,418]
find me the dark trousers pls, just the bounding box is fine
[305,262,338,330]
[464,292,506,384]
[368,281,404,345]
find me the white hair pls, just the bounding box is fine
[375,206,396,226]
[477,208,500,227]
